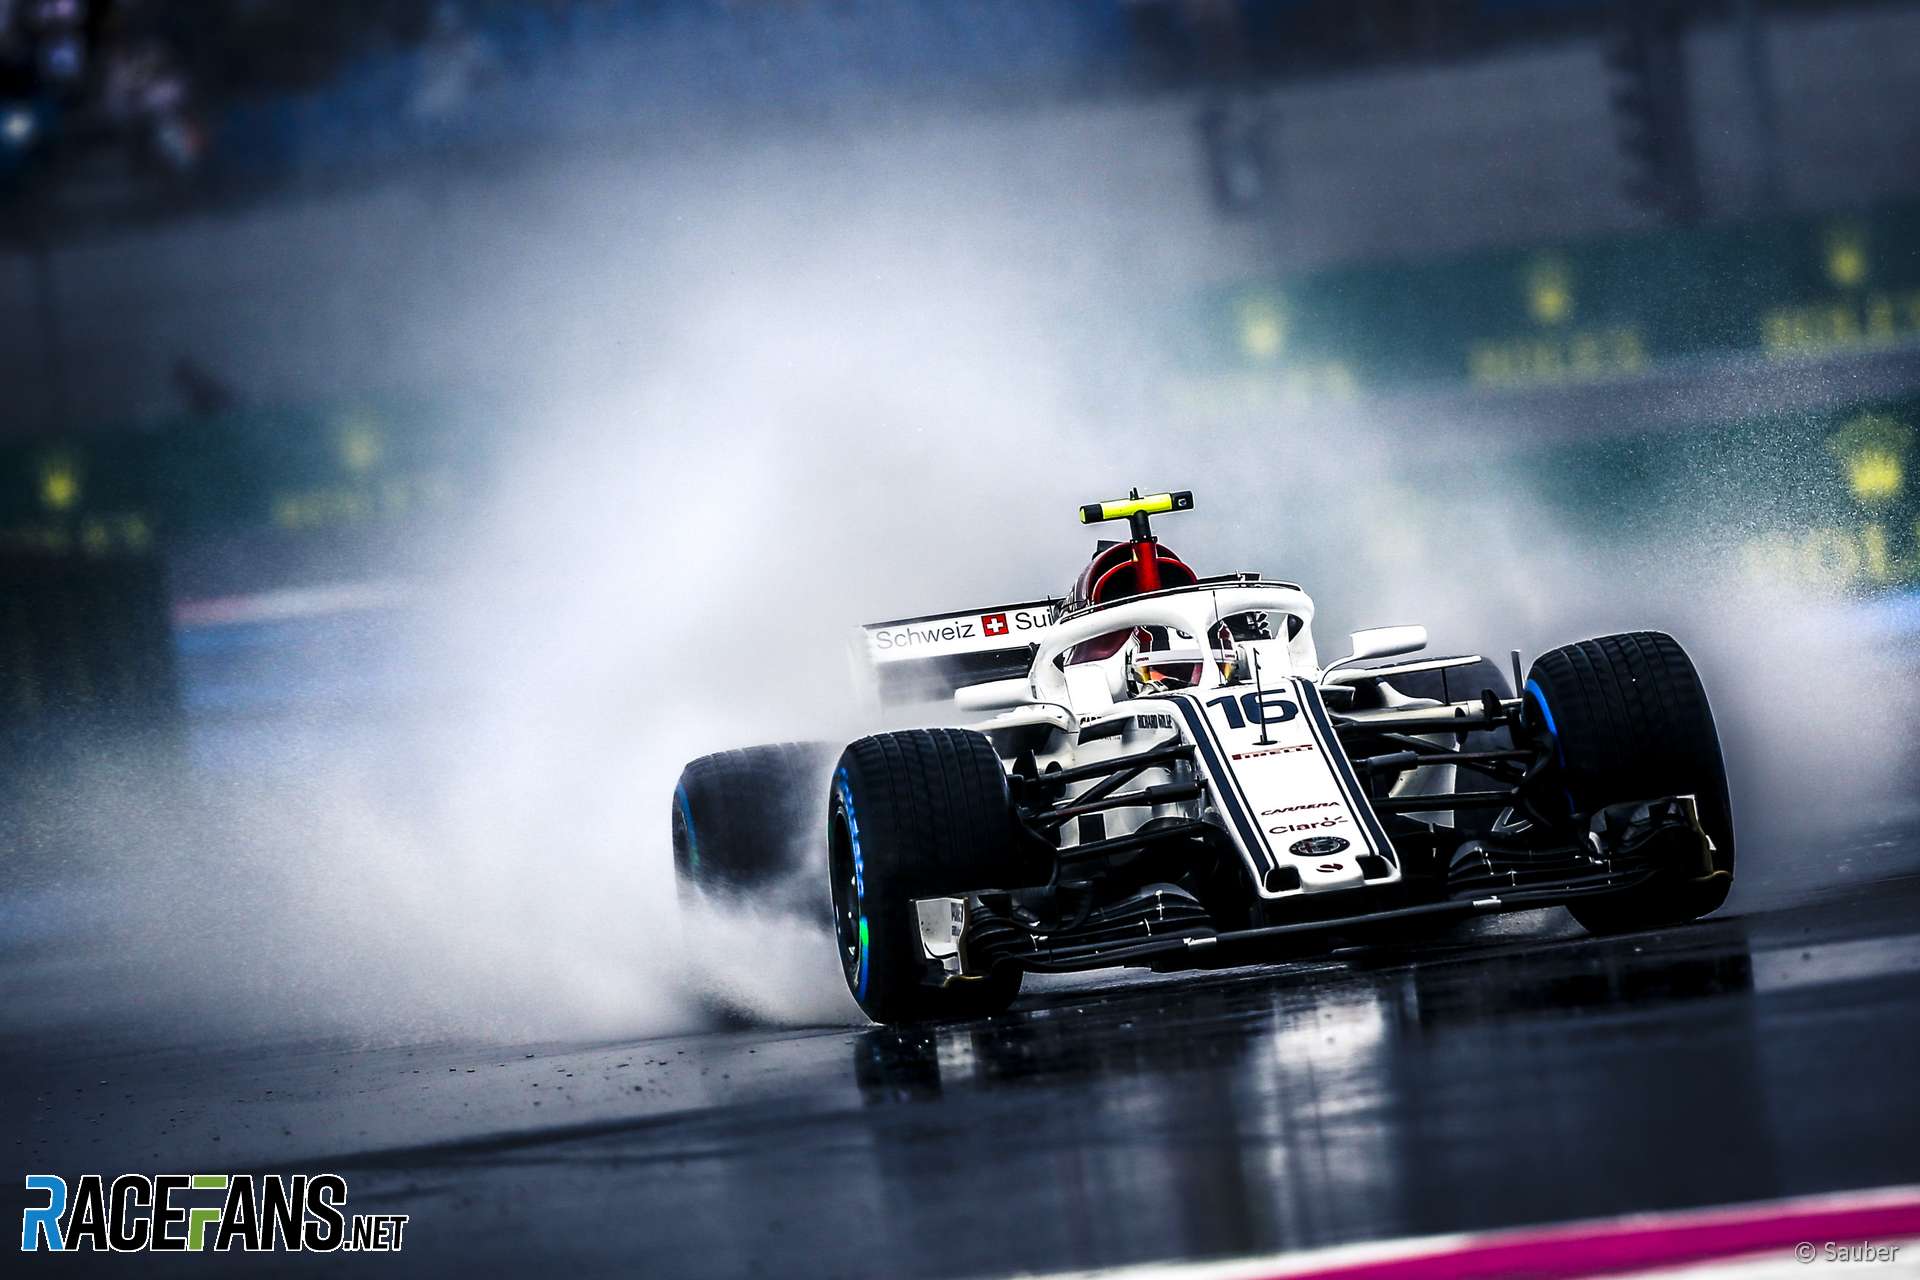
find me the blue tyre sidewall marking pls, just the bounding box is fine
[836,767,870,1000]
[1524,678,1578,816]
[675,783,699,875]
[1524,679,1561,750]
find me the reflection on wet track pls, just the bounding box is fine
[842,922,1776,1269]
[8,827,1920,1277]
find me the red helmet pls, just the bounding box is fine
[1063,539,1199,617]
[1062,539,1204,666]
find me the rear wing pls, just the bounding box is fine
[855,599,1059,707]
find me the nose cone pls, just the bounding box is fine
[1298,859,1364,890]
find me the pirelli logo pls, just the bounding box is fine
[1230,743,1314,760]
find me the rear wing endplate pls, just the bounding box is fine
[855,599,1059,707]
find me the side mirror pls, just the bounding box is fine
[954,678,1034,714]
[1323,625,1427,680]
[1346,624,1428,663]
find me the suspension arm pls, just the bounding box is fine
[1038,782,1207,827]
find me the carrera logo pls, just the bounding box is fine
[980,613,1009,637]
[1290,836,1351,857]
[1260,801,1338,816]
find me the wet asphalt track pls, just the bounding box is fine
[7,808,1920,1277]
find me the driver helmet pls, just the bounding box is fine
[1061,539,1236,686]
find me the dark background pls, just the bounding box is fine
[1,9,1918,1273]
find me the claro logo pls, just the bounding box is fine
[1262,802,1349,836]
[1269,815,1350,836]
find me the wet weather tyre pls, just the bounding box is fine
[828,729,1031,1025]
[1522,632,1735,934]
[672,743,838,912]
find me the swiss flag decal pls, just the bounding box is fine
[981,613,1009,637]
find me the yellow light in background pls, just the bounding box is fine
[337,414,384,474]
[120,514,152,552]
[1236,294,1288,361]
[1526,256,1573,326]
[1845,449,1902,504]
[1826,412,1911,506]
[1823,225,1868,289]
[38,457,80,512]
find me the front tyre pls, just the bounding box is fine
[828,729,1030,1025]
[1522,631,1735,934]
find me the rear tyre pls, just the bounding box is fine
[672,743,838,913]
[1521,632,1734,934]
[828,728,1032,1024]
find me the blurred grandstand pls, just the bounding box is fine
[1,2,1912,227]
[0,0,1917,770]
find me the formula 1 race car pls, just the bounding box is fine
[671,491,1735,1024]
